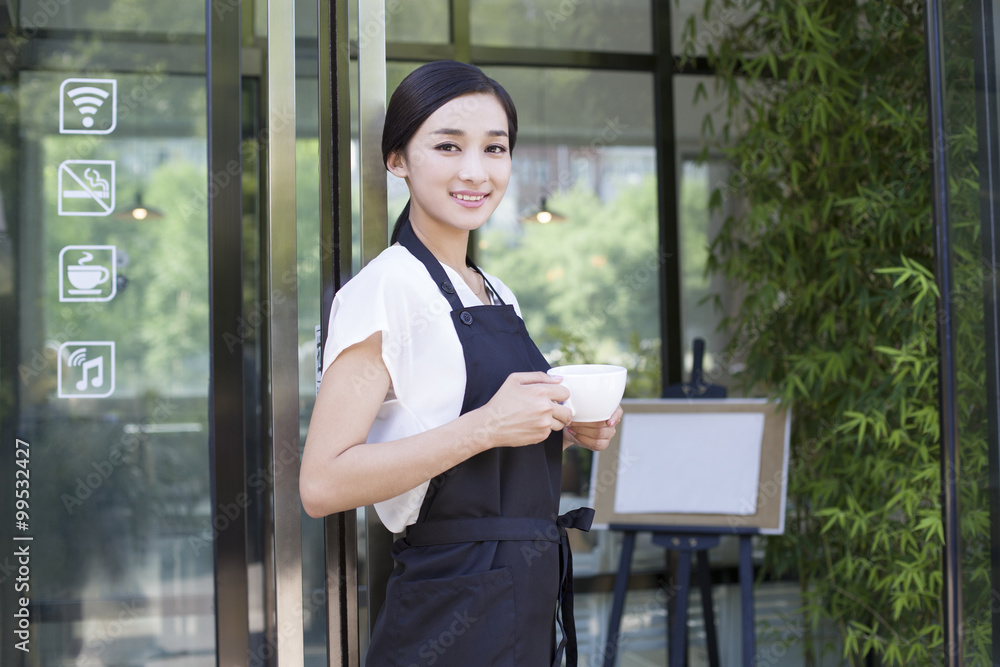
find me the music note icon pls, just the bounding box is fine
[58,342,115,398]
[75,356,104,391]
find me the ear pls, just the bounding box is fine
[386,150,409,178]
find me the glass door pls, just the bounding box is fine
[0,2,253,665]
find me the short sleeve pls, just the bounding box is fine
[322,277,390,376]
[321,249,421,384]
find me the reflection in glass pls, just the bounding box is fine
[676,157,743,390]
[346,1,450,48]
[19,0,204,35]
[296,52,329,661]
[944,2,996,660]
[471,0,652,53]
[672,0,755,58]
[386,0,449,44]
[8,63,215,664]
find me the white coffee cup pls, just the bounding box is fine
[547,364,627,422]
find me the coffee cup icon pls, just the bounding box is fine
[66,252,111,295]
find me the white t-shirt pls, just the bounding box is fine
[321,244,523,533]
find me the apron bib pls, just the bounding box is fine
[365,220,593,667]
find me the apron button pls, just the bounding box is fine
[460,311,474,325]
[440,281,455,294]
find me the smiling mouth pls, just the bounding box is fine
[452,193,486,202]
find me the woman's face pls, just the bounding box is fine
[388,93,512,237]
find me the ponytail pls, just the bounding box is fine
[389,201,411,245]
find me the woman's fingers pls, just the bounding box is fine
[505,371,571,404]
[567,428,613,451]
[511,370,562,385]
[551,402,573,428]
[608,405,623,427]
[566,406,622,451]
[484,372,576,447]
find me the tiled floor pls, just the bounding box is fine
[573,581,839,667]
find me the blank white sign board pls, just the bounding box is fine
[589,399,791,534]
[613,412,765,515]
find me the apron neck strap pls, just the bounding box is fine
[397,219,506,308]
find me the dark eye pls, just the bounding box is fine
[486,145,509,155]
[435,143,460,152]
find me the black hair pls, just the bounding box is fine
[383,60,518,245]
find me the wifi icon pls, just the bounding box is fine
[59,78,117,135]
[67,348,88,367]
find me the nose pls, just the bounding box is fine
[457,151,487,184]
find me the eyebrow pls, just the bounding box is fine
[431,128,509,138]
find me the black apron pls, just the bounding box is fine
[365,220,593,667]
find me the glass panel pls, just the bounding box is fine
[239,78,269,659]
[672,0,754,58]
[471,0,653,53]
[945,2,998,662]
[19,0,203,34]
[675,75,739,387]
[256,0,268,38]
[1,26,215,667]
[476,66,658,389]
[348,0,449,49]
[386,0,449,44]
[296,0,319,39]
[295,15,327,664]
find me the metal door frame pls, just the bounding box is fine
[208,0,304,663]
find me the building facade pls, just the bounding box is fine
[1,0,998,665]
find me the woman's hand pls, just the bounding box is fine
[476,372,573,448]
[564,405,623,451]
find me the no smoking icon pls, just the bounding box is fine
[57,160,116,217]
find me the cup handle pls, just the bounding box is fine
[97,266,110,285]
[561,396,576,420]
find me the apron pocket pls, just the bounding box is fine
[395,566,516,667]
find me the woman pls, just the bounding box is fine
[300,60,622,667]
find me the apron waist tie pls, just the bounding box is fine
[553,507,594,667]
[404,515,564,546]
[404,509,595,667]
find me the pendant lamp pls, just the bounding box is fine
[115,191,164,220]
[522,197,566,224]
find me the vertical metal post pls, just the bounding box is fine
[319,0,361,664]
[602,531,637,667]
[737,535,755,666]
[358,0,388,265]
[357,0,395,636]
[265,0,304,661]
[651,0,683,390]
[925,0,963,663]
[207,0,250,663]
[971,0,1000,656]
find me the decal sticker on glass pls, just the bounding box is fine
[58,342,115,398]
[59,245,117,302]
[59,78,117,135]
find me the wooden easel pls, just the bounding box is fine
[600,339,759,666]
[600,524,757,667]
